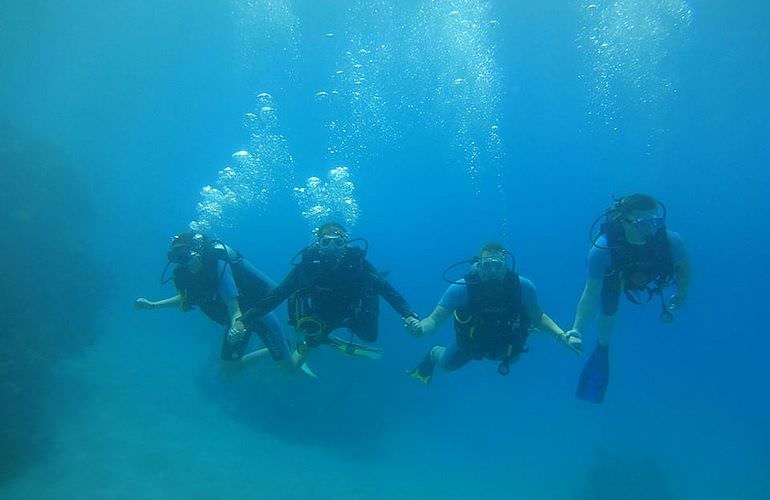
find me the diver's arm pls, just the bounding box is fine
[672,256,691,305]
[667,232,691,309]
[217,260,243,324]
[224,297,243,325]
[571,278,603,334]
[538,312,583,354]
[367,264,416,319]
[534,312,565,337]
[379,281,416,318]
[134,294,182,310]
[240,267,301,327]
[417,305,452,336]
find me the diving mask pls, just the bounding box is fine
[167,233,205,263]
[318,234,347,250]
[479,255,507,279]
[623,214,664,234]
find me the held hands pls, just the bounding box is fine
[403,315,424,337]
[227,318,247,345]
[562,329,584,354]
[232,317,246,332]
[134,298,155,310]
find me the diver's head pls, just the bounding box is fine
[314,222,348,259]
[613,194,665,245]
[167,232,206,273]
[476,242,510,281]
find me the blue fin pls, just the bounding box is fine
[576,343,609,403]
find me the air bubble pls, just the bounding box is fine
[294,166,359,228]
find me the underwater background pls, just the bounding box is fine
[1,0,768,498]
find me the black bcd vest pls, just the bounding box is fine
[602,223,675,294]
[292,246,376,323]
[173,244,265,325]
[454,271,530,360]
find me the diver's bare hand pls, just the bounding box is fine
[562,329,583,354]
[134,298,155,310]
[227,320,247,345]
[404,316,423,337]
[232,317,247,333]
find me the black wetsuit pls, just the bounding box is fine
[241,246,414,344]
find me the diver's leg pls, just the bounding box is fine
[351,308,378,343]
[407,342,472,384]
[219,312,298,377]
[251,314,317,376]
[596,313,616,347]
[598,275,621,346]
[439,342,473,372]
[577,313,614,403]
[240,348,271,362]
[576,279,618,403]
[220,339,314,378]
[253,312,295,368]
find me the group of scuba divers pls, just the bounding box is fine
[135,193,691,403]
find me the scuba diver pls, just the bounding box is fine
[134,231,299,373]
[567,194,691,403]
[405,242,582,384]
[233,222,420,367]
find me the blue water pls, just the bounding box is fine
[1,1,768,498]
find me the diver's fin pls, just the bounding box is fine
[405,347,439,385]
[576,343,609,403]
[405,368,431,385]
[327,335,383,360]
[300,362,318,379]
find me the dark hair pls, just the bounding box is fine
[617,194,657,215]
[480,242,506,256]
[316,222,347,238]
[170,231,195,249]
[167,231,209,263]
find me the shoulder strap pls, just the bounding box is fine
[345,246,366,267]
